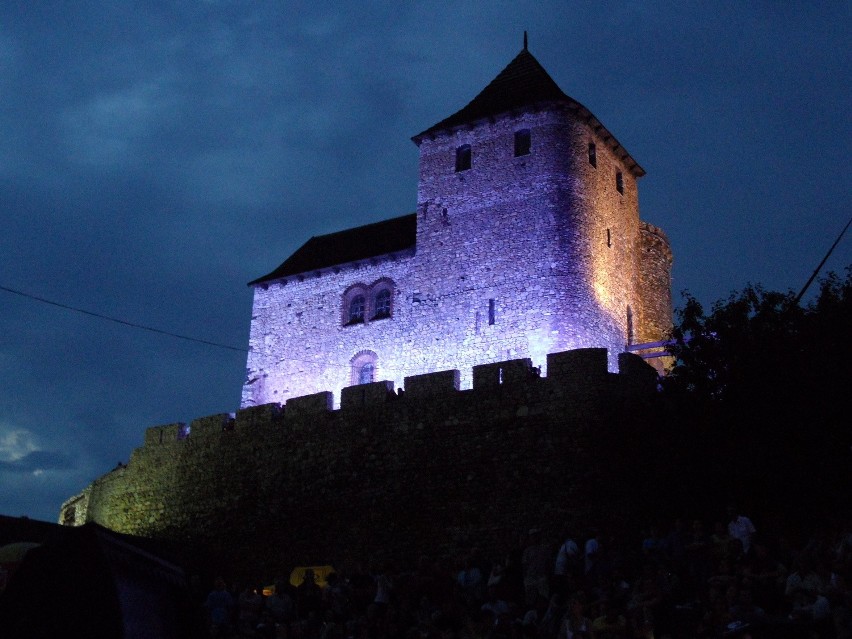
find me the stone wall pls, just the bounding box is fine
[62,348,661,582]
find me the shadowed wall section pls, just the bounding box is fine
[61,349,660,580]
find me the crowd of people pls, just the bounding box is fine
[200,508,852,639]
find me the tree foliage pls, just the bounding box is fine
[623,268,852,527]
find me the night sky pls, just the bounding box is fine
[1,3,849,522]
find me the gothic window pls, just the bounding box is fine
[455,144,471,172]
[588,142,597,167]
[373,288,391,319]
[349,295,365,324]
[350,350,378,386]
[616,171,624,194]
[514,129,531,157]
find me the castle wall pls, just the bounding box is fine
[636,222,674,344]
[64,349,661,581]
[242,254,419,407]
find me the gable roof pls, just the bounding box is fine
[412,48,644,177]
[249,213,417,286]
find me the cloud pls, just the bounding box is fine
[0,427,38,462]
[0,450,73,474]
[61,79,175,167]
[0,426,72,474]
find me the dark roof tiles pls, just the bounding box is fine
[412,48,643,177]
[413,49,569,140]
[249,214,416,285]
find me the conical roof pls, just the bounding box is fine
[412,48,644,176]
[413,49,569,140]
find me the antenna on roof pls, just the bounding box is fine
[523,31,528,51]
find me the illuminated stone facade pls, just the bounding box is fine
[242,48,672,408]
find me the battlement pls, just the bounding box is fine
[142,348,653,446]
[639,220,673,261]
[62,348,661,578]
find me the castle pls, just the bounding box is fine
[58,47,673,574]
[242,45,672,408]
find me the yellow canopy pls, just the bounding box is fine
[289,565,335,588]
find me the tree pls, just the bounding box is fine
[643,268,852,526]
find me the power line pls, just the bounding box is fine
[0,283,407,372]
[0,283,248,353]
[794,215,852,305]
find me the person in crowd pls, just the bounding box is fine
[373,562,394,616]
[664,519,688,574]
[538,592,567,639]
[205,576,235,637]
[522,529,552,607]
[553,532,580,595]
[325,571,352,622]
[298,568,324,620]
[558,596,592,639]
[458,554,485,608]
[727,506,757,557]
[640,526,665,564]
[741,543,786,613]
[481,583,510,618]
[266,578,296,625]
[238,583,264,635]
[589,597,628,639]
[684,519,713,599]
[785,555,825,600]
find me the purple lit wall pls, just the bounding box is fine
[242,100,672,408]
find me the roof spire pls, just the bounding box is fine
[523,31,528,51]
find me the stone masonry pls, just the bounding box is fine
[61,348,661,581]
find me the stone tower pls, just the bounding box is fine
[240,47,672,407]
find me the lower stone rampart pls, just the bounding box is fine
[60,348,661,581]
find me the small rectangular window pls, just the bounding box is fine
[616,171,624,194]
[514,129,531,157]
[488,299,496,325]
[455,144,471,172]
[588,142,597,167]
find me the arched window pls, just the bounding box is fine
[350,350,378,386]
[358,363,375,385]
[348,295,365,324]
[341,279,395,326]
[374,288,391,319]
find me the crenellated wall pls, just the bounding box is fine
[61,348,660,581]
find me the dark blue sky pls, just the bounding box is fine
[1,2,849,521]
